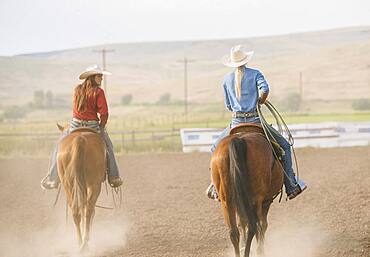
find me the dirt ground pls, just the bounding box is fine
[0,146,369,257]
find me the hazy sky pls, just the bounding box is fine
[0,0,369,56]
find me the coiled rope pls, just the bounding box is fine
[256,100,300,186]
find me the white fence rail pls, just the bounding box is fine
[180,122,370,153]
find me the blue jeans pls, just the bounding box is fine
[48,125,120,183]
[266,125,297,193]
[49,129,69,183]
[211,120,298,193]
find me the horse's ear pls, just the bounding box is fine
[57,123,64,132]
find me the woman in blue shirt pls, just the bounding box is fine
[207,45,307,201]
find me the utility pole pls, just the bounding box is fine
[299,71,303,100]
[92,48,115,95]
[299,71,303,111]
[176,57,195,120]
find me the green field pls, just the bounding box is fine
[0,102,369,157]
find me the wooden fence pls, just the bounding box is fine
[0,129,182,155]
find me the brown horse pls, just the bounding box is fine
[57,125,106,251]
[210,125,283,257]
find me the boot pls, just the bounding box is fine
[40,175,59,190]
[108,176,123,188]
[287,179,307,200]
[206,183,219,201]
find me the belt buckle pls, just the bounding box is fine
[239,112,246,118]
[234,112,254,118]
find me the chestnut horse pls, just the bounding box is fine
[210,125,283,257]
[57,126,106,251]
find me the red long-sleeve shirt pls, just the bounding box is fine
[72,87,109,127]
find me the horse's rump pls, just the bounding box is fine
[212,133,272,203]
[231,124,284,159]
[58,131,106,185]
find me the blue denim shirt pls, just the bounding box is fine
[211,67,270,152]
[222,66,269,123]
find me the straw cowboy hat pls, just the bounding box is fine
[222,45,254,68]
[79,64,112,80]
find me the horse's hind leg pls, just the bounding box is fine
[72,210,82,246]
[256,201,270,256]
[238,217,247,245]
[81,184,101,251]
[244,228,255,257]
[221,201,240,257]
[67,190,83,246]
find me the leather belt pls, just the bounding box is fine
[232,112,258,118]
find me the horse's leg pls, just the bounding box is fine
[68,188,83,248]
[244,227,255,257]
[81,184,101,251]
[256,201,270,256]
[238,217,247,245]
[238,217,248,256]
[221,201,240,257]
[71,209,82,246]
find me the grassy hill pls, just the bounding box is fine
[0,26,369,115]
[1,27,370,155]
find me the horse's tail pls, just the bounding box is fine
[70,135,87,218]
[229,137,262,240]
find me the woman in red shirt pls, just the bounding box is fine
[41,65,123,189]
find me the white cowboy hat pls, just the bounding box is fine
[222,45,254,68]
[79,64,112,80]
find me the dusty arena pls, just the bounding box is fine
[0,146,369,257]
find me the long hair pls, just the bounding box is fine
[235,66,244,100]
[73,76,99,112]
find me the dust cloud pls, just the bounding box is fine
[262,223,328,257]
[224,223,328,257]
[0,206,128,257]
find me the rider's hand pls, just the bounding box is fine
[258,96,267,105]
[258,91,268,105]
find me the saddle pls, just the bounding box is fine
[229,123,285,160]
[230,123,264,135]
